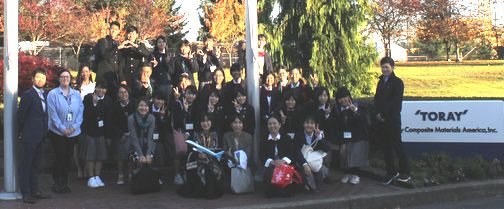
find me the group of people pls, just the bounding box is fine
[17,21,411,203]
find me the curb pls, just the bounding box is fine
[218,179,504,209]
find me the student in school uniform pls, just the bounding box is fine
[80,82,112,188]
[225,87,255,136]
[171,85,199,185]
[261,116,297,197]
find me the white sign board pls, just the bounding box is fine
[401,100,504,143]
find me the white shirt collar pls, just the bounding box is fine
[33,85,44,94]
[152,104,161,112]
[268,133,281,141]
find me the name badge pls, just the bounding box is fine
[287,133,295,139]
[210,65,217,72]
[98,120,104,128]
[186,123,194,130]
[344,132,352,139]
[153,133,159,140]
[66,113,73,122]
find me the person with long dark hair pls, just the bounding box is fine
[108,84,136,185]
[80,82,112,188]
[261,116,297,197]
[199,68,226,107]
[47,69,84,193]
[149,36,174,102]
[177,113,224,199]
[169,39,199,86]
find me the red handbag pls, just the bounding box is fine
[271,164,303,188]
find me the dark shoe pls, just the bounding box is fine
[397,174,412,182]
[22,196,36,204]
[33,191,51,199]
[383,172,399,185]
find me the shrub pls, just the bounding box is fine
[0,53,60,99]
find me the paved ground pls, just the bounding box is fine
[404,195,504,209]
[0,170,400,209]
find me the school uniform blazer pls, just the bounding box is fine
[18,87,48,143]
[118,42,150,85]
[169,54,199,85]
[222,131,253,162]
[172,99,198,132]
[374,72,404,124]
[260,134,295,168]
[149,50,174,86]
[225,103,255,135]
[260,86,281,122]
[82,93,112,137]
[197,47,223,83]
[293,131,331,165]
[334,105,369,144]
[108,101,136,139]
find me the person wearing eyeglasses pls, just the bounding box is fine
[47,69,84,194]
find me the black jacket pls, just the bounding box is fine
[169,54,199,85]
[18,87,48,143]
[225,103,255,136]
[260,86,281,122]
[197,48,223,83]
[108,100,136,139]
[149,50,174,86]
[334,105,369,144]
[374,72,404,124]
[81,93,112,137]
[118,42,150,86]
[260,134,295,167]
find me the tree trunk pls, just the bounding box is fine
[445,39,451,61]
[455,41,461,62]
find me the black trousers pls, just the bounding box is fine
[377,122,410,175]
[19,139,43,196]
[50,131,78,186]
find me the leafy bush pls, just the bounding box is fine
[0,53,60,99]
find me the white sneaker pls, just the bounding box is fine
[174,174,184,185]
[116,174,125,185]
[87,177,99,188]
[94,176,105,187]
[340,175,351,184]
[349,175,360,185]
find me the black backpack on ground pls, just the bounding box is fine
[130,166,161,194]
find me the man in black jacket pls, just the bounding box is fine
[374,57,411,184]
[95,21,130,99]
[18,67,51,203]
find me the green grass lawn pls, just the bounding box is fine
[370,64,504,98]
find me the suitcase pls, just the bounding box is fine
[130,166,161,194]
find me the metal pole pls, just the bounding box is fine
[245,0,261,180]
[0,0,20,200]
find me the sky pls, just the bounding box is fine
[175,0,201,42]
[175,0,504,42]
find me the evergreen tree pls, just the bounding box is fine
[265,0,377,96]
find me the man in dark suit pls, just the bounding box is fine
[18,67,52,203]
[374,57,411,184]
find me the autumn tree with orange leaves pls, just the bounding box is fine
[203,0,245,59]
